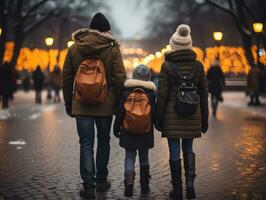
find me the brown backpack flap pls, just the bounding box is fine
[123,88,152,134]
[74,57,108,104]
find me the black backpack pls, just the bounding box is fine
[167,62,200,116]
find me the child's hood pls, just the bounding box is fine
[124,79,157,91]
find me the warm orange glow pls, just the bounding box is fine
[2,42,266,74]
[0,28,2,36]
[253,23,263,33]
[45,37,54,46]
[155,51,162,58]
[213,32,223,41]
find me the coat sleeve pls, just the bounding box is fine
[113,91,128,134]
[147,91,157,125]
[62,47,75,105]
[156,63,170,121]
[111,46,127,100]
[197,62,209,124]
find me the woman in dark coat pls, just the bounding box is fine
[157,24,209,200]
[32,65,45,104]
[207,59,225,116]
[113,65,156,197]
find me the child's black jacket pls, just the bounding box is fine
[114,79,157,150]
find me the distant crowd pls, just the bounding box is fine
[0,62,62,109]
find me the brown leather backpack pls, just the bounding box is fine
[74,57,108,104]
[123,88,151,134]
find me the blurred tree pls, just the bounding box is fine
[0,0,107,69]
[147,0,265,67]
[205,0,266,67]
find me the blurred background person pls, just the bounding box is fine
[207,59,225,117]
[247,65,262,106]
[51,65,62,103]
[0,62,13,109]
[260,63,266,94]
[21,67,31,92]
[32,65,45,104]
[45,67,52,101]
[10,67,18,102]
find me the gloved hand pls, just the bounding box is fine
[65,103,73,118]
[113,120,121,138]
[154,120,163,132]
[113,130,120,138]
[201,120,208,133]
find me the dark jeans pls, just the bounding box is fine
[35,91,42,104]
[167,138,194,161]
[211,94,218,115]
[76,116,113,189]
[2,95,9,109]
[125,149,149,172]
[250,92,260,104]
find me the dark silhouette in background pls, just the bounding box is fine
[32,66,45,104]
[207,59,225,117]
[0,62,13,109]
[51,65,62,103]
[247,65,262,106]
[21,68,31,92]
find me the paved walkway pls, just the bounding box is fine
[0,91,266,200]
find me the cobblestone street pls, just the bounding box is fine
[0,91,266,200]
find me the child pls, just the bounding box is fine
[113,64,157,197]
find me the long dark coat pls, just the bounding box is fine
[33,68,45,92]
[157,49,209,138]
[207,65,225,97]
[114,79,157,150]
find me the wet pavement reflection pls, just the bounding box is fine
[0,91,266,199]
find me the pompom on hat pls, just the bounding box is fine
[169,24,192,51]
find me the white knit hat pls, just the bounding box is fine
[169,24,192,51]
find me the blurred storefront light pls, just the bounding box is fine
[67,40,74,48]
[45,37,54,47]
[155,51,162,58]
[213,32,223,41]
[253,23,263,33]
[166,45,171,51]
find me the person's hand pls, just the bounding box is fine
[201,120,208,133]
[65,103,74,118]
[113,130,120,138]
[154,120,163,132]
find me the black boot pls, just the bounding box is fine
[140,165,150,194]
[169,160,183,200]
[79,187,95,199]
[124,171,135,197]
[183,152,196,199]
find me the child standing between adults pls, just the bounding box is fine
[113,65,157,197]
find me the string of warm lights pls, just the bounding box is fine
[2,42,265,73]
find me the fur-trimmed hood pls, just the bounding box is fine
[124,79,157,91]
[71,28,118,56]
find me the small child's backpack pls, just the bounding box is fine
[74,57,108,104]
[167,62,200,116]
[123,88,152,134]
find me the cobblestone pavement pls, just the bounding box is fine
[0,91,266,200]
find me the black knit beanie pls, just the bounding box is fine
[90,12,111,32]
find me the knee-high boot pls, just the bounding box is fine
[169,160,183,200]
[183,152,196,199]
[124,171,135,197]
[140,165,150,194]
